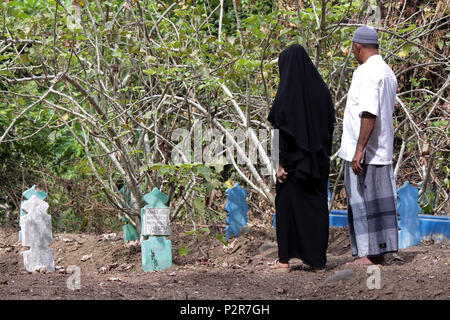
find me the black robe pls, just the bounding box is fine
[268,44,335,267]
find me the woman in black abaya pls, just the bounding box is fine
[268,44,335,271]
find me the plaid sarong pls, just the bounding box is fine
[344,161,399,257]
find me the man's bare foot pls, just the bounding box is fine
[347,255,385,266]
[347,256,374,265]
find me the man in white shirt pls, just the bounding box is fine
[339,26,399,265]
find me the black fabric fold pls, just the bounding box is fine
[268,44,335,179]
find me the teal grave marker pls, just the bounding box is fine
[141,188,172,272]
[19,185,47,242]
[122,216,139,242]
[224,183,248,240]
[120,186,139,243]
[397,181,422,249]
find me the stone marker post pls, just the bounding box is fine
[224,183,248,240]
[19,185,47,242]
[397,181,422,249]
[21,195,55,273]
[122,216,139,243]
[120,186,139,243]
[141,188,172,272]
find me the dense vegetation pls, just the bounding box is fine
[0,0,448,233]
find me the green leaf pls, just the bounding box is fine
[178,163,195,169]
[120,123,132,130]
[111,48,122,58]
[143,68,156,76]
[178,246,189,257]
[158,166,170,176]
[199,227,210,234]
[421,203,433,214]
[66,16,82,32]
[0,53,13,61]
[443,178,449,190]
[196,165,210,180]
[216,233,228,246]
[430,120,448,128]
[205,182,214,194]
[193,197,205,213]
[147,164,163,171]
[280,28,292,36]
[128,43,141,54]
[144,55,157,63]
[0,70,14,77]
[212,164,224,174]
[185,230,198,236]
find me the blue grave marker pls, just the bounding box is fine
[141,188,172,272]
[19,185,47,242]
[397,181,422,249]
[120,186,139,243]
[224,183,248,240]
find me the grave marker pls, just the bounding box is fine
[120,186,139,243]
[122,216,139,242]
[397,181,421,249]
[140,188,172,272]
[224,183,248,240]
[19,185,47,242]
[21,195,55,273]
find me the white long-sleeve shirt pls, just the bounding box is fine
[339,54,398,165]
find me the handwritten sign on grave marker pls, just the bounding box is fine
[143,207,171,236]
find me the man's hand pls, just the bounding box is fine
[352,149,364,175]
[277,164,288,183]
[352,112,376,175]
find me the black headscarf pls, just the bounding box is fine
[268,44,335,179]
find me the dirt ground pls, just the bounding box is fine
[0,223,448,300]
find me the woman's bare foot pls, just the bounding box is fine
[277,261,289,268]
[269,260,290,272]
